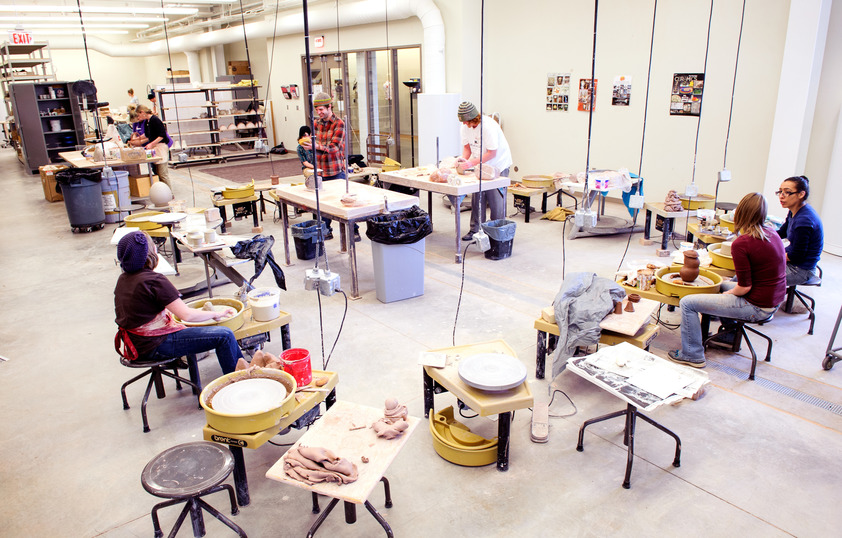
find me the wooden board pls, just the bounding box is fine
[599,296,660,336]
[271,181,418,220]
[380,166,511,196]
[265,400,419,505]
[59,150,161,168]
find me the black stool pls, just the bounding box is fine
[705,314,774,380]
[142,442,247,538]
[783,267,822,335]
[120,355,201,433]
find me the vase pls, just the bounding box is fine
[680,250,700,282]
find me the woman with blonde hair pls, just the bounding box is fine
[668,192,786,368]
[130,104,173,187]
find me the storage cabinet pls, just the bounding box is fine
[10,81,84,173]
[1,41,56,116]
[157,85,267,166]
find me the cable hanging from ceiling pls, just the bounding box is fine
[715,0,746,208]
[689,0,715,188]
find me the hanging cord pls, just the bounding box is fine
[616,0,659,272]
[159,0,197,207]
[451,242,473,346]
[261,0,283,176]
[715,0,746,207]
[689,0,715,186]
[74,0,109,166]
[318,289,349,370]
[582,0,599,212]
[237,0,265,162]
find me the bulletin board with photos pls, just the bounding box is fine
[546,73,571,112]
[670,73,704,116]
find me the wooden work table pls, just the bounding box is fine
[59,150,161,177]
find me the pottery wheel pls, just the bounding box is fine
[458,353,527,392]
[211,378,288,414]
[666,273,714,287]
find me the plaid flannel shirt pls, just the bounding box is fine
[314,114,346,177]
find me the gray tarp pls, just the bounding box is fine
[550,272,626,377]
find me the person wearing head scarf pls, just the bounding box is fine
[113,231,242,374]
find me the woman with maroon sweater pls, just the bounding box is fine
[668,192,786,368]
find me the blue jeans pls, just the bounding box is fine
[785,262,817,286]
[153,326,242,374]
[679,281,777,362]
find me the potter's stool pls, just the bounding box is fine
[142,442,247,538]
[534,317,660,379]
[120,355,202,433]
[703,314,774,381]
[783,267,822,335]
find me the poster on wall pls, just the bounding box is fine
[612,75,632,106]
[546,73,570,112]
[578,78,597,111]
[670,73,704,116]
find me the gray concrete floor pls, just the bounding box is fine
[2,150,841,537]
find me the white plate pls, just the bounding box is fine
[458,353,527,392]
[211,378,288,415]
[148,212,187,224]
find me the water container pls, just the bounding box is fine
[101,168,130,223]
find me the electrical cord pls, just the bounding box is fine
[318,289,349,371]
[547,388,578,418]
[452,242,474,346]
[458,405,479,420]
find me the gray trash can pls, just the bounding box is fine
[481,219,516,260]
[366,206,432,303]
[55,168,105,232]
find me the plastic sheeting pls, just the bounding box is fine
[365,205,432,245]
[481,219,516,241]
[549,272,626,378]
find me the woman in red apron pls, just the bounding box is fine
[114,231,242,374]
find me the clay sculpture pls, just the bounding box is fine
[372,397,410,439]
[664,189,683,212]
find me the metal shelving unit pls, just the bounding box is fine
[1,41,56,116]
[157,85,267,167]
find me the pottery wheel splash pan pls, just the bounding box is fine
[457,353,527,392]
[707,243,735,270]
[200,368,296,434]
[655,266,722,298]
[175,297,245,331]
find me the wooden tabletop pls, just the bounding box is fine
[265,400,419,505]
[270,181,419,220]
[424,339,533,416]
[620,284,681,307]
[599,296,660,336]
[59,150,161,168]
[380,166,510,196]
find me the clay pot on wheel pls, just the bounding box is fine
[680,251,700,283]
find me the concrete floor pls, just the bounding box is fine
[1,149,841,537]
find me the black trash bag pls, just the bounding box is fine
[230,234,287,290]
[269,143,288,155]
[365,205,432,245]
[291,220,327,240]
[54,168,103,193]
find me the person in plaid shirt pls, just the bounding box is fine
[302,92,358,240]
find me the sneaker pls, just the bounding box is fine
[324,229,334,240]
[667,350,706,368]
[461,232,475,241]
[707,328,736,350]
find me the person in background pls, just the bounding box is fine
[131,105,172,188]
[301,92,359,241]
[456,101,512,241]
[297,125,314,173]
[775,175,823,286]
[114,231,242,375]
[668,193,786,368]
[147,90,158,115]
[127,88,138,106]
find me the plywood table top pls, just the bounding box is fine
[270,181,418,221]
[380,165,510,196]
[265,400,419,505]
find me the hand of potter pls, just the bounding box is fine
[213,307,236,320]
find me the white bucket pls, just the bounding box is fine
[247,287,281,322]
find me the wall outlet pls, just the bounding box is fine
[718,169,732,182]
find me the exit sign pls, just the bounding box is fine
[9,30,33,45]
[314,35,324,49]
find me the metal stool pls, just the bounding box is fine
[120,355,201,433]
[783,267,822,335]
[142,442,247,538]
[705,314,774,380]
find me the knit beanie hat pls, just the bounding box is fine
[313,92,333,107]
[117,231,149,273]
[457,101,479,122]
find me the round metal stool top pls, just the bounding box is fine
[141,441,234,499]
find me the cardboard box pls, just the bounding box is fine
[40,164,67,203]
[227,61,250,75]
[129,175,159,198]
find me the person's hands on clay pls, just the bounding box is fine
[212,307,236,320]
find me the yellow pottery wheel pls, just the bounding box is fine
[707,243,735,270]
[124,210,164,230]
[719,213,735,232]
[521,175,554,189]
[679,193,715,210]
[200,368,296,434]
[655,266,722,298]
[178,297,245,331]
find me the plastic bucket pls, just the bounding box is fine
[281,348,312,387]
[101,169,130,223]
[247,287,281,322]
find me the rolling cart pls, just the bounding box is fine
[822,302,842,370]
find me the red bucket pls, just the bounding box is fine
[281,348,312,387]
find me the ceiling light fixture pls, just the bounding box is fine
[0,15,168,23]
[29,29,129,35]
[0,6,198,16]
[0,23,150,29]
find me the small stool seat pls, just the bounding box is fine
[120,355,201,433]
[142,442,246,538]
[705,314,775,381]
[783,266,822,335]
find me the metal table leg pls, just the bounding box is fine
[280,202,292,266]
[448,194,466,263]
[496,411,512,471]
[536,330,547,379]
[228,446,250,506]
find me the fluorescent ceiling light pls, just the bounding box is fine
[129,0,237,4]
[0,6,198,16]
[30,29,129,35]
[0,23,150,29]
[0,15,168,23]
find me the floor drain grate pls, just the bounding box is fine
[708,361,842,416]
